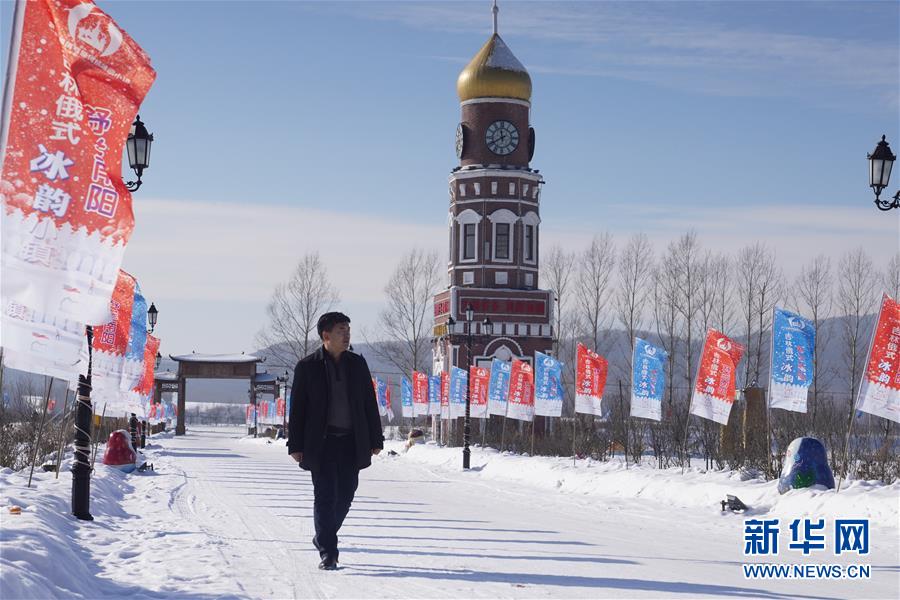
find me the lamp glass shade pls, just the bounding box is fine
[127,117,152,170]
[868,135,896,192]
[482,317,493,336]
[465,304,474,322]
[147,303,158,329]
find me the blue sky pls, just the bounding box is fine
[2,0,898,357]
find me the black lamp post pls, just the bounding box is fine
[125,115,154,192]
[455,303,494,470]
[147,302,158,333]
[868,135,898,211]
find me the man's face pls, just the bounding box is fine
[323,322,351,351]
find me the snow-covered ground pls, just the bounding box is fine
[1,426,897,599]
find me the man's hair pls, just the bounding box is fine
[317,312,351,339]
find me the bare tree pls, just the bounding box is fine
[794,254,833,415]
[616,232,654,359]
[836,247,878,398]
[883,251,900,299]
[704,254,734,333]
[736,243,781,386]
[255,253,339,368]
[370,248,441,376]
[669,232,704,388]
[753,249,783,386]
[653,255,681,408]
[577,233,616,354]
[542,245,579,358]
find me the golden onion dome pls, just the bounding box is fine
[456,33,532,103]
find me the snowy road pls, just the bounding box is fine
[6,426,896,599]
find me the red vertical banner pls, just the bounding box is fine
[440,371,450,420]
[575,343,608,417]
[134,334,159,396]
[469,366,489,419]
[690,329,744,425]
[1,0,156,325]
[412,371,429,417]
[89,270,135,396]
[507,359,535,422]
[856,293,900,423]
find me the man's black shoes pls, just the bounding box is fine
[318,555,338,571]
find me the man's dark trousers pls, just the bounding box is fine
[312,431,359,560]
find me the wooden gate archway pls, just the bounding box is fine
[169,353,264,435]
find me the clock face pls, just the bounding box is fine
[485,120,519,156]
[456,123,465,159]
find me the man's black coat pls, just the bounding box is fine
[287,346,384,472]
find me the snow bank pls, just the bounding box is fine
[386,441,899,527]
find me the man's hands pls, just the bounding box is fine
[290,452,303,463]
[372,448,381,456]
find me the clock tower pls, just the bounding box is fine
[433,2,553,373]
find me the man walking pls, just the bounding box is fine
[288,312,384,570]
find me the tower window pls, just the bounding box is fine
[459,183,467,197]
[524,225,535,261]
[463,223,476,259]
[491,181,498,195]
[495,223,510,260]
[523,184,529,197]
[495,271,508,285]
[509,182,516,196]
[474,182,481,195]
[533,187,539,199]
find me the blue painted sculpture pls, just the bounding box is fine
[778,437,835,494]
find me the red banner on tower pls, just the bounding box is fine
[1,0,155,327]
[575,343,608,417]
[690,329,744,425]
[469,365,489,419]
[412,371,428,417]
[440,371,450,420]
[507,359,535,422]
[856,293,900,423]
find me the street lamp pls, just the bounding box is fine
[868,135,898,211]
[147,302,158,333]
[154,351,162,370]
[459,303,494,470]
[125,115,154,192]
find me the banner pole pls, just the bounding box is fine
[91,403,106,470]
[27,377,54,487]
[572,412,577,467]
[500,416,507,453]
[0,0,26,173]
[530,416,535,456]
[766,306,776,479]
[54,387,72,478]
[619,379,629,469]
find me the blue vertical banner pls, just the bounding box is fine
[401,376,413,418]
[534,351,564,417]
[488,358,511,416]
[449,366,468,419]
[374,376,388,417]
[428,375,442,416]
[630,337,668,421]
[120,280,148,392]
[769,307,816,413]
